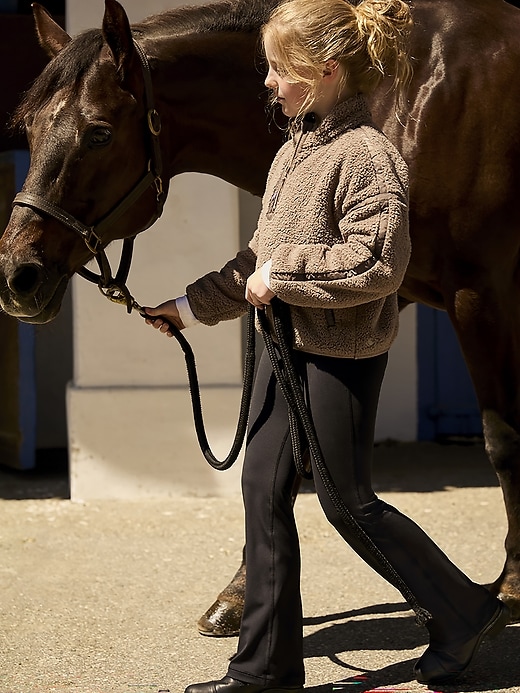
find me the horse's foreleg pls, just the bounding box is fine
[482,409,520,620]
[450,287,520,621]
[197,548,246,637]
[197,471,304,636]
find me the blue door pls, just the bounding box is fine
[0,150,36,469]
[417,305,482,440]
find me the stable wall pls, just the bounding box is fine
[66,0,417,500]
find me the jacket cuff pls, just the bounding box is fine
[260,259,273,290]
[176,295,200,328]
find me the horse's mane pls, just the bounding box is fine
[133,0,279,37]
[11,29,104,132]
[11,0,279,132]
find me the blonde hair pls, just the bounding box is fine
[261,0,413,117]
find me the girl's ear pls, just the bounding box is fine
[322,60,339,79]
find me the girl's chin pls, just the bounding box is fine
[280,103,295,117]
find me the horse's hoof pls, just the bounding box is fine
[197,598,242,637]
[497,594,520,623]
[485,579,520,622]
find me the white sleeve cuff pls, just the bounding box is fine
[260,259,273,290]
[176,295,200,328]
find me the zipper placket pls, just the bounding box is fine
[266,129,306,218]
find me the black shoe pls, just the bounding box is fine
[414,601,510,684]
[184,676,303,693]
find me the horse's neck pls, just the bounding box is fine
[145,30,283,196]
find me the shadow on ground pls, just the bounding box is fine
[0,440,498,501]
[0,447,69,499]
[372,439,498,493]
[303,601,519,692]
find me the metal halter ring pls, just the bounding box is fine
[148,109,162,136]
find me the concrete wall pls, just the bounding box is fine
[66,0,417,500]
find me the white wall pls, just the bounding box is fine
[66,0,417,500]
[377,303,417,441]
[67,0,247,499]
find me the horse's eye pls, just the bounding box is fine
[88,127,112,148]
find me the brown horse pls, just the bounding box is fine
[1,0,520,635]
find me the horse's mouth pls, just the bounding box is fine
[1,274,70,325]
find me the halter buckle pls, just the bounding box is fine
[84,228,103,254]
[154,175,163,199]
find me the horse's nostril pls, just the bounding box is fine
[9,263,44,296]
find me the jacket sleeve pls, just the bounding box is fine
[185,242,257,326]
[183,150,291,326]
[268,190,411,309]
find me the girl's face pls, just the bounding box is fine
[264,47,310,118]
[264,40,346,120]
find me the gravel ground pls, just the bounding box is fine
[0,441,519,693]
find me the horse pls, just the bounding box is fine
[1,0,520,637]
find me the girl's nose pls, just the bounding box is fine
[264,67,276,89]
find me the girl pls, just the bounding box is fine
[145,0,509,688]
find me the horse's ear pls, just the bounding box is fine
[102,0,136,86]
[32,3,71,58]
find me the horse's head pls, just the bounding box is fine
[0,0,168,323]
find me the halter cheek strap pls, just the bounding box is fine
[12,38,165,313]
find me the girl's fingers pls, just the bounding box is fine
[142,305,183,335]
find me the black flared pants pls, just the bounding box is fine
[227,348,496,687]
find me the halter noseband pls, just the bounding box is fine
[12,39,166,313]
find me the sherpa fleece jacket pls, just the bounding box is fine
[186,95,411,359]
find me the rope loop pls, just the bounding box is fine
[149,304,257,471]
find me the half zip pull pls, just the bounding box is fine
[267,124,310,218]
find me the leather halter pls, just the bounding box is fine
[12,39,166,313]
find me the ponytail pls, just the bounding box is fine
[353,0,413,104]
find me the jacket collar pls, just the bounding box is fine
[298,94,373,144]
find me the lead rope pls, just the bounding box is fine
[110,287,429,624]
[141,302,305,476]
[136,303,257,471]
[258,297,431,627]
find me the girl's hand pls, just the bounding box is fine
[142,300,185,337]
[246,268,275,309]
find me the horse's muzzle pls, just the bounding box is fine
[0,259,68,324]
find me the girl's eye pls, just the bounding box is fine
[269,61,285,77]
